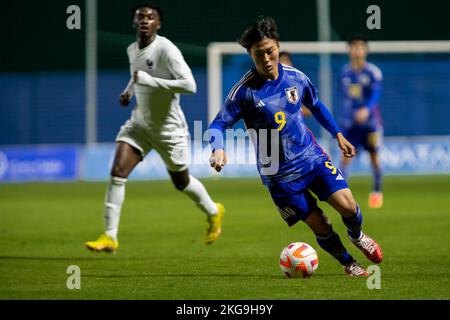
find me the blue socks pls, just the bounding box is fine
[315,227,354,266]
[342,205,363,240]
[373,167,382,192]
[314,206,365,266]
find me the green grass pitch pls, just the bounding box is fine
[0,175,449,299]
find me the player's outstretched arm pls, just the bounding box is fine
[306,100,340,137]
[209,149,227,172]
[304,97,355,158]
[207,89,243,173]
[133,70,196,94]
[355,69,382,124]
[336,132,356,158]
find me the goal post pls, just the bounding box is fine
[207,40,450,124]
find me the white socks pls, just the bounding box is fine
[183,175,218,216]
[104,176,127,240]
[103,175,216,240]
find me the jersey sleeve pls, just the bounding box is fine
[124,44,135,95]
[126,43,135,76]
[365,65,383,109]
[139,40,195,94]
[300,75,319,108]
[164,41,194,79]
[307,100,341,137]
[340,69,350,99]
[301,75,341,137]
[208,94,244,151]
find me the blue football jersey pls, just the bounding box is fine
[340,62,383,129]
[209,63,340,185]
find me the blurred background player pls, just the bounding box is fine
[209,17,382,276]
[279,51,293,66]
[339,35,384,208]
[85,4,225,253]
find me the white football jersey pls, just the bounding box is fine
[126,35,194,136]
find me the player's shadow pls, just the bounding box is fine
[82,273,277,279]
[0,256,344,278]
[82,273,343,279]
[0,255,133,261]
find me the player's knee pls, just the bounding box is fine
[173,179,189,191]
[168,170,190,191]
[340,197,358,216]
[110,165,130,179]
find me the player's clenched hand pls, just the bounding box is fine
[336,132,356,158]
[133,70,156,87]
[119,91,131,107]
[209,149,227,172]
[354,106,369,125]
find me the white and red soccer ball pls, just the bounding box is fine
[279,242,319,278]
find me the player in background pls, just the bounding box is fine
[339,35,384,208]
[209,17,382,276]
[86,4,225,253]
[278,51,293,66]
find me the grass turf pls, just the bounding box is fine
[0,175,449,299]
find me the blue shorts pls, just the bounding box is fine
[267,158,348,226]
[343,125,381,153]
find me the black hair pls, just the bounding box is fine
[238,16,280,50]
[131,3,165,24]
[347,34,368,45]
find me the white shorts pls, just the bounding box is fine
[115,120,190,172]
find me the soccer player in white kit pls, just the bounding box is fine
[86,4,225,253]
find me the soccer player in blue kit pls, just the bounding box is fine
[340,35,384,208]
[208,17,382,276]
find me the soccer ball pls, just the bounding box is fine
[279,242,319,278]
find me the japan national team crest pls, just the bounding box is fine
[285,86,299,104]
